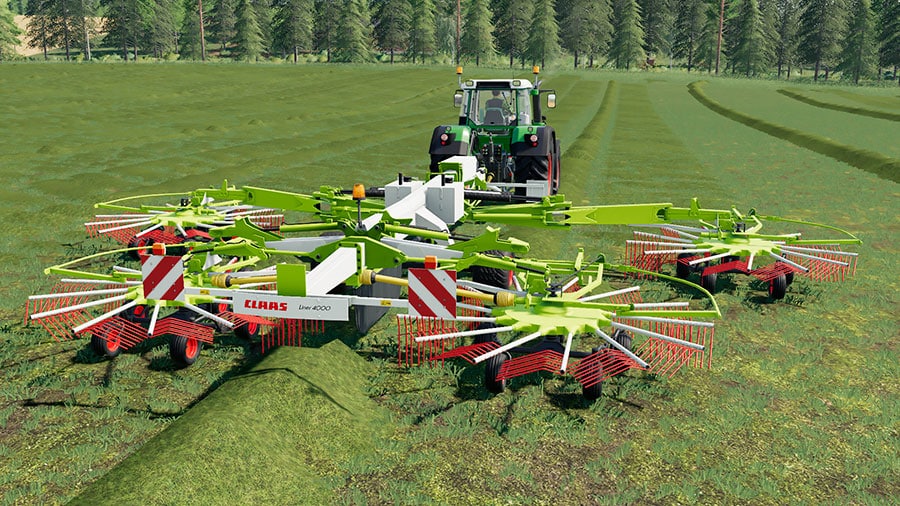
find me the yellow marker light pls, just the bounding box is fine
[532,65,540,75]
[352,183,366,200]
[151,243,166,255]
[456,66,463,75]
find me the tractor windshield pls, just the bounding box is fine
[471,88,532,127]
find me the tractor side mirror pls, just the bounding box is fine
[546,93,556,109]
[453,93,463,107]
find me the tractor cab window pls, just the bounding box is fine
[471,89,533,127]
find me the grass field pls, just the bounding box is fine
[0,63,897,505]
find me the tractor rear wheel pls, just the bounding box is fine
[484,352,510,393]
[769,274,788,300]
[90,330,123,358]
[513,156,550,196]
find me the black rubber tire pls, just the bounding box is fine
[551,138,561,194]
[234,320,261,340]
[610,329,633,352]
[785,271,795,286]
[769,274,788,300]
[169,334,202,367]
[470,250,513,289]
[513,155,550,195]
[676,253,692,279]
[127,235,153,259]
[90,331,123,358]
[122,304,151,326]
[700,272,717,293]
[582,347,604,401]
[484,352,510,394]
[473,322,499,345]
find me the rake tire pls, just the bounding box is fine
[582,347,604,401]
[700,272,717,293]
[234,320,261,340]
[484,352,510,394]
[675,253,692,279]
[610,329,633,352]
[470,251,513,290]
[473,322,500,345]
[90,331,123,358]
[769,274,788,300]
[169,334,202,367]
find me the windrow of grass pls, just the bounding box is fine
[688,80,900,183]
[777,88,900,121]
[71,341,390,504]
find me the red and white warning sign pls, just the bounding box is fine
[408,268,457,319]
[141,255,185,301]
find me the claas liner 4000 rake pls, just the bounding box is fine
[25,171,859,400]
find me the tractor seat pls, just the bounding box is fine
[483,108,507,125]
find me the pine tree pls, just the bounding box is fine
[25,0,52,58]
[837,0,876,83]
[460,0,493,66]
[101,0,148,60]
[334,0,373,62]
[773,0,799,77]
[145,0,177,57]
[375,0,410,63]
[209,0,237,52]
[673,0,705,71]
[798,0,847,80]
[876,0,899,81]
[585,0,614,66]
[526,0,560,68]
[234,0,264,60]
[272,0,313,62]
[561,0,612,68]
[314,0,340,61]
[639,0,672,59]
[0,0,21,59]
[407,0,436,63]
[728,0,770,75]
[609,0,645,68]
[179,0,204,58]
[495,0,533,68]
[695,0,721,71]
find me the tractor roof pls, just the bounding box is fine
[460,79,535,91]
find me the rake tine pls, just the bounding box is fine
[663,227,700,240]
[86,217,156,226]
[747,252,755,271]
[610,321,705,351]
[768,252,809,272]
[688,252,732,266]
[779,249,849,267]
[72,300,138,334]
[182,302,234,328]
[472,331,543,364]
[580,285,640,302]
[414,324,515,343]
[645,248,712,255]
[147,304,162,336]
[780,245,858,257]
[633,231,694,243]
[614,316,714,327]
[560,332,575,373]
[596,329,649,368]
[114,266,141,274]
[134,223,164,238]
[98,220,154,234]
[28,287,130,300]
[631,302,690,309]
[60,279,141,286]
[30,294,130,320]
[626,240,696,247]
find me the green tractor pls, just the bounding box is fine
[428,67,561,198]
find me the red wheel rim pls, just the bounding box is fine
[134,305,145,318]
[106,329,121,352]
[247,322,259,335]
[185,338,199,358]
[768,281,774,294]
[217,303,229,314]
[506,270,514,289]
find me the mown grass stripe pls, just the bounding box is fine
[689,81,900,184]
[777,88,900,122]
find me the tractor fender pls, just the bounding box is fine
[429,125,472,157]
[510,126,555,157]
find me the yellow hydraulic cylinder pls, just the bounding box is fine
[358,269,516,307]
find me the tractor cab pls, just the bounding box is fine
[457,80,536,127]
[429,67,562,198]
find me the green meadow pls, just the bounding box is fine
[0,63,897,504]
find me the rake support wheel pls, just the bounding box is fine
[484,352,510,394]
[700,272,717,294]
[90,331,122,358]
[676,253,692,279]
[169,334,202,367]
[769,274,788,300]
[582,347,604,401]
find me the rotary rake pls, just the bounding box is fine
[24,167,860,401]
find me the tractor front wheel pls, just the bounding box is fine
[769,274,788,300]
[169,335,202,367]
[484,352,510,394]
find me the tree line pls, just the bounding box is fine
[1,0,898,83]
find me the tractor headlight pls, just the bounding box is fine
[440,133,450,146]
[528,134,538,147]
